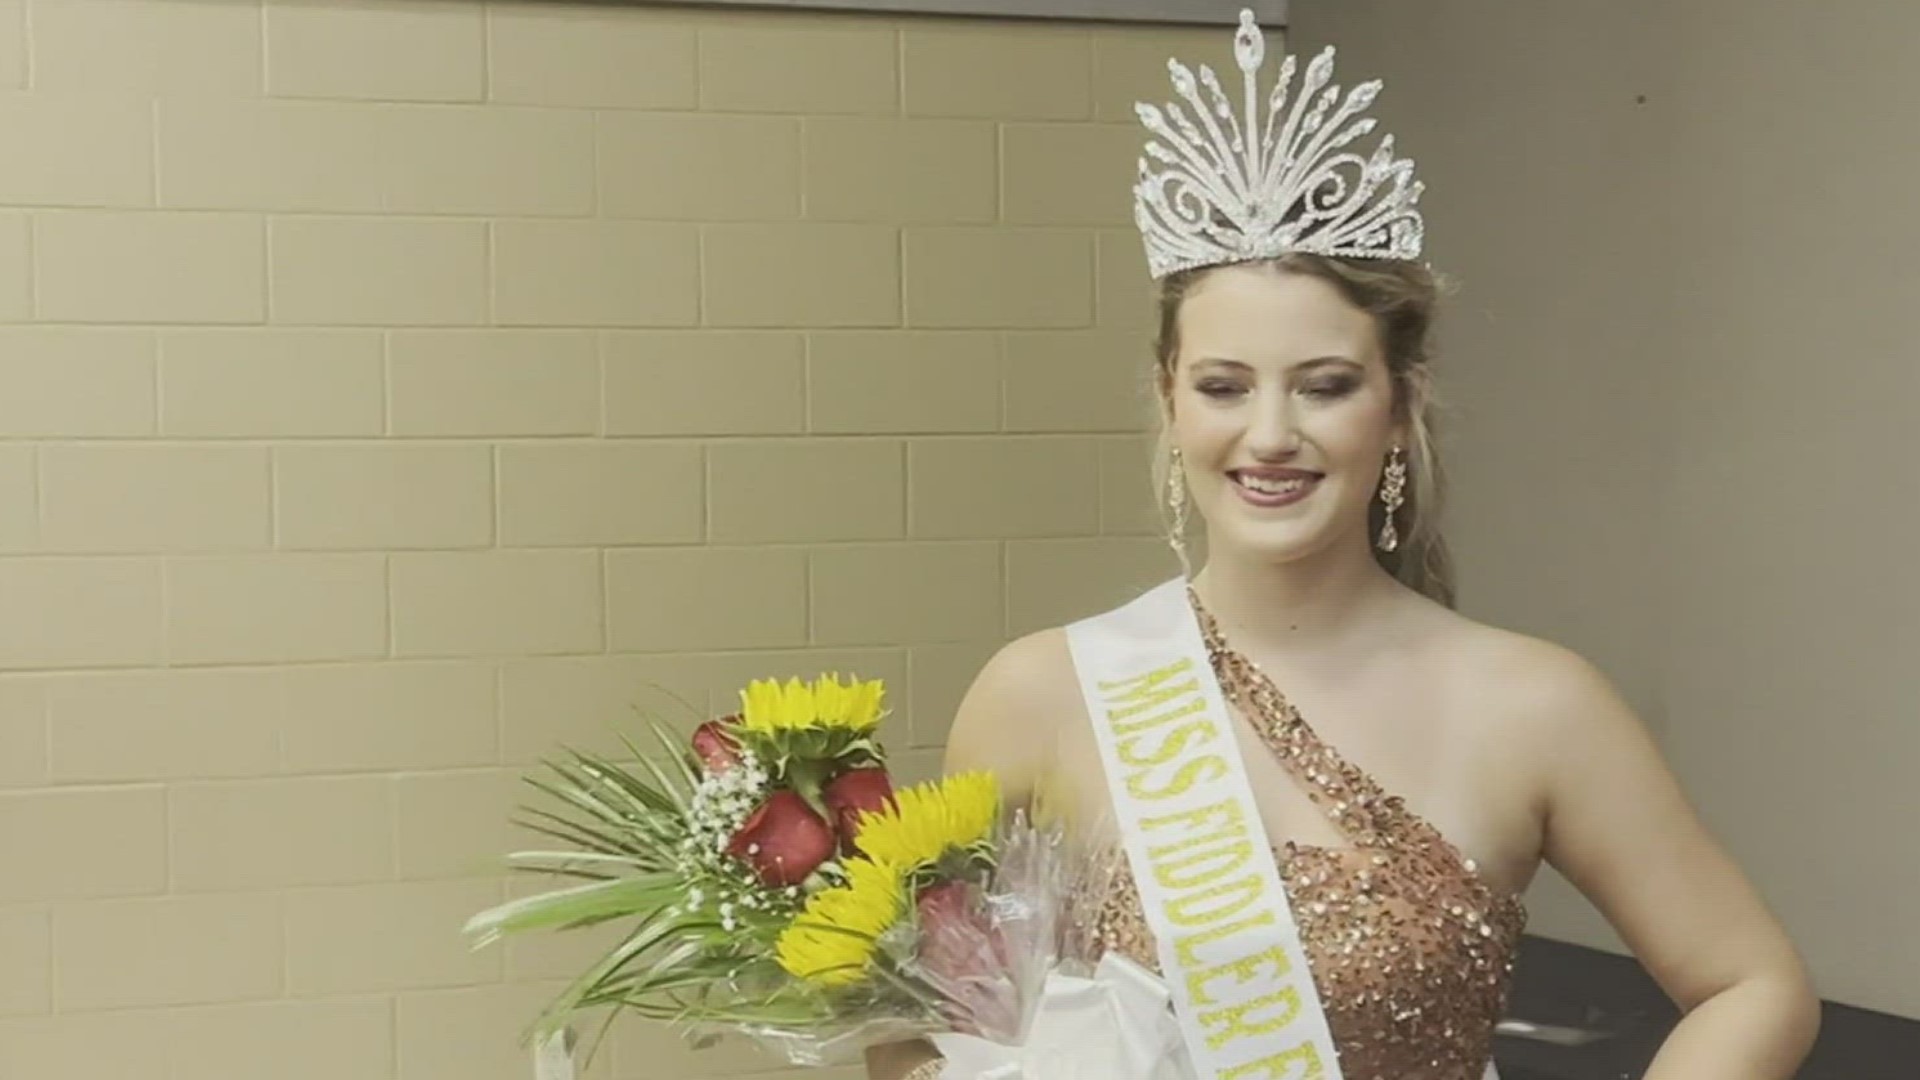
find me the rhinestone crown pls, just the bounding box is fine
[1132,9,1425,279]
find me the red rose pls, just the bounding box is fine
[822,767,894,850]
[727,790,835,887]
[916,881,986,963]
[691,719,742,774]
[914,880,1016,1036]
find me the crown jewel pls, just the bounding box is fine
[1132,9,1425,279]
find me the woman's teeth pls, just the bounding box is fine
[1236,474,1308,495]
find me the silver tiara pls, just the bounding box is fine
[1132,9,1424,279]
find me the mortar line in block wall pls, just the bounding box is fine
[589,111,605,219]
[260,214,274,325]
[999,538,1011,640]
[699,442,714,544]
[378,331,394,438]
[694,225,708,328]
[387,995,400,1077]
[488,443,501,548]
[894,224,907,334]
[148,99,162,207]
[44,905,58,1014]
[599,547,613,656]
[492,659,510,769]
[161,781,177,893]
[803,546,816,646]
[693,19,705,111]
[22,214,34,320]
[895,22,906,119]
[273,890,290,998]
[387,767,402,882]
[994,121,1006,223]
[800,332,813,434]
[796,115,810,219]
[29,443,43,550]
[483,220,497,326]
[478,1,493,103]
[382,554,396,660]
[157,556,173,670]
[995,332,1009,431]
[254,0,268,97]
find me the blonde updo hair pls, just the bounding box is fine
[1149,253,1458,609]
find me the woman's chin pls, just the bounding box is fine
[1206,510,1374,564]
[1208,525,1328,565]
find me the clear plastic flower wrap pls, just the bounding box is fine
[723,804,1126,1067]
[462,673,1189,1079]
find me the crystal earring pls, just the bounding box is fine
[1376,445,1407,552]
[1166,447,1193,576]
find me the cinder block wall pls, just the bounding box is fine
[0,2,1226,1076]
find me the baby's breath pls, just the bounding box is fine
[672,750,809,925]
[685,750,769,857]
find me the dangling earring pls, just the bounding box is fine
[1166,446,1193,577]
[1376,445,1407,552]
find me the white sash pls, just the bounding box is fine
[1065,578,1344,1080]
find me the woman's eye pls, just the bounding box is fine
[1301,377,1359,400]
[1195,380,1246,398]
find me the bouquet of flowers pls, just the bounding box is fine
[464,673,1190,1078]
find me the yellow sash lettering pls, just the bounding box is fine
[1127,754,1228,800]
[1142,798,1244,849]
[1154,840,1255,891]
[1114,693,1209,736]
[1098,659,1201,727]
[1166,873,1262,927]
[1118,718,1220,768]
[1173,910,1278,969]
[1185,945,1296,1007]
[1095,649,1331,1079]
[1200,987,1304,1051]
[1220,1043,1327,1080]
[1147,817,1249,860]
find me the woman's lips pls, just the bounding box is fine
[1228,469,1321,508]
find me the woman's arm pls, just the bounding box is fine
[863,1039,943,1080]
[863,632,1062,1079]
[1527,645,1821,1079]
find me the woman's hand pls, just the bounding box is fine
[864,1039,942,1080]
[1527,644,1820,1078]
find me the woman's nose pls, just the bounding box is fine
[1243,393,1302,458]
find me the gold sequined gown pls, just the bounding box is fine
[1094,594,1528,1080]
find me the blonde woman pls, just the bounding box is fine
[871,11,1817,1080]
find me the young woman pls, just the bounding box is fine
[871,12,1818,1079]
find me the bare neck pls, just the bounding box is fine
[1190,541,1415,656]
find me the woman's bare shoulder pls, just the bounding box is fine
[941,628,1087,786]
[1418,603,1639,766]
[1413,607,1639,839]
[1460,620,1621,712]
[1410,598,1612,696]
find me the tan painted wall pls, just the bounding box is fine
[1294,0,1918,1018]
[0,1,1231,1076]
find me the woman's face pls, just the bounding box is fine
[1163,264,1401,566]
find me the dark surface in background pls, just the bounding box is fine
[1494,936,1916,1080]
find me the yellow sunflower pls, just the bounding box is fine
[738,674,885,736]
[853,771,1000,873]
[774,856,905,987]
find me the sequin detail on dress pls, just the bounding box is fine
[1093,589,1527,1080]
